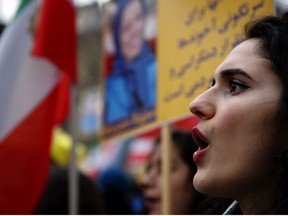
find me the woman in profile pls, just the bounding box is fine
[189,12,288,214]
[105,0,156,125]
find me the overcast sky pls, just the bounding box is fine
[1,0,287,25]
[0,0,109,24]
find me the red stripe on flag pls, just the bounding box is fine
[0,0,77,213]
[54,72,70,124]
[33,0,77,83]
[0,85,59,214]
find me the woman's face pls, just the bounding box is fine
[120,0,145,63]
[141,144,197,214]
[189,39,284,200]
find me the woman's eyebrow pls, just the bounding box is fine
[220,68,254,81]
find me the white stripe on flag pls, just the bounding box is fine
[0,1,60,142]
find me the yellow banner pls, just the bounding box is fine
[157,0,274,122]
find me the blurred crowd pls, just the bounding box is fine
[32,128,234,215]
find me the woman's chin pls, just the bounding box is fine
[193,171,211,194]
[149,209,161,215]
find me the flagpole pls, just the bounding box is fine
[161,123,171,214]
[68,0,78,215]
[68,85,78,215]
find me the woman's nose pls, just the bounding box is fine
[140,169,155,189]
[189,91,215,120]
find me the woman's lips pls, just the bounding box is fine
[191,127,209,164]
[193,149,207,164]
[144,197,160,210]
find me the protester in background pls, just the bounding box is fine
[33,166,106,215]
[141,129,231,214]
[189,12,288,214]
[105,0,156,124]
[96,166,145,214]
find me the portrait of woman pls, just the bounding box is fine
[189,12,288,214]
[104,0,157,125]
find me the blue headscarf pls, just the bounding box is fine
[105,0,156,124]
[112,0,150,73]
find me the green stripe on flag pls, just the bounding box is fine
[14,0,32,20]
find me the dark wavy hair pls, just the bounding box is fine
[245,12,288,214]
[245,12,288,131]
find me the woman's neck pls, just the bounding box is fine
[236,174,280,214]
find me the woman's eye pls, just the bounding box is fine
[145,164,151,172]
[228,80,249,94]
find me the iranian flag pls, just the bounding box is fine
[0,0,77,214]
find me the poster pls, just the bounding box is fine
[102,0,273,140]
[157,0,274,122]
[102,0,157,139]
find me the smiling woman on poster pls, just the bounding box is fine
[104,0,157,125]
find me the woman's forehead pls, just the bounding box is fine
[214,39,274,79]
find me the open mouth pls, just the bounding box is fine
[192,127,209,149]
[144,197,160,209]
